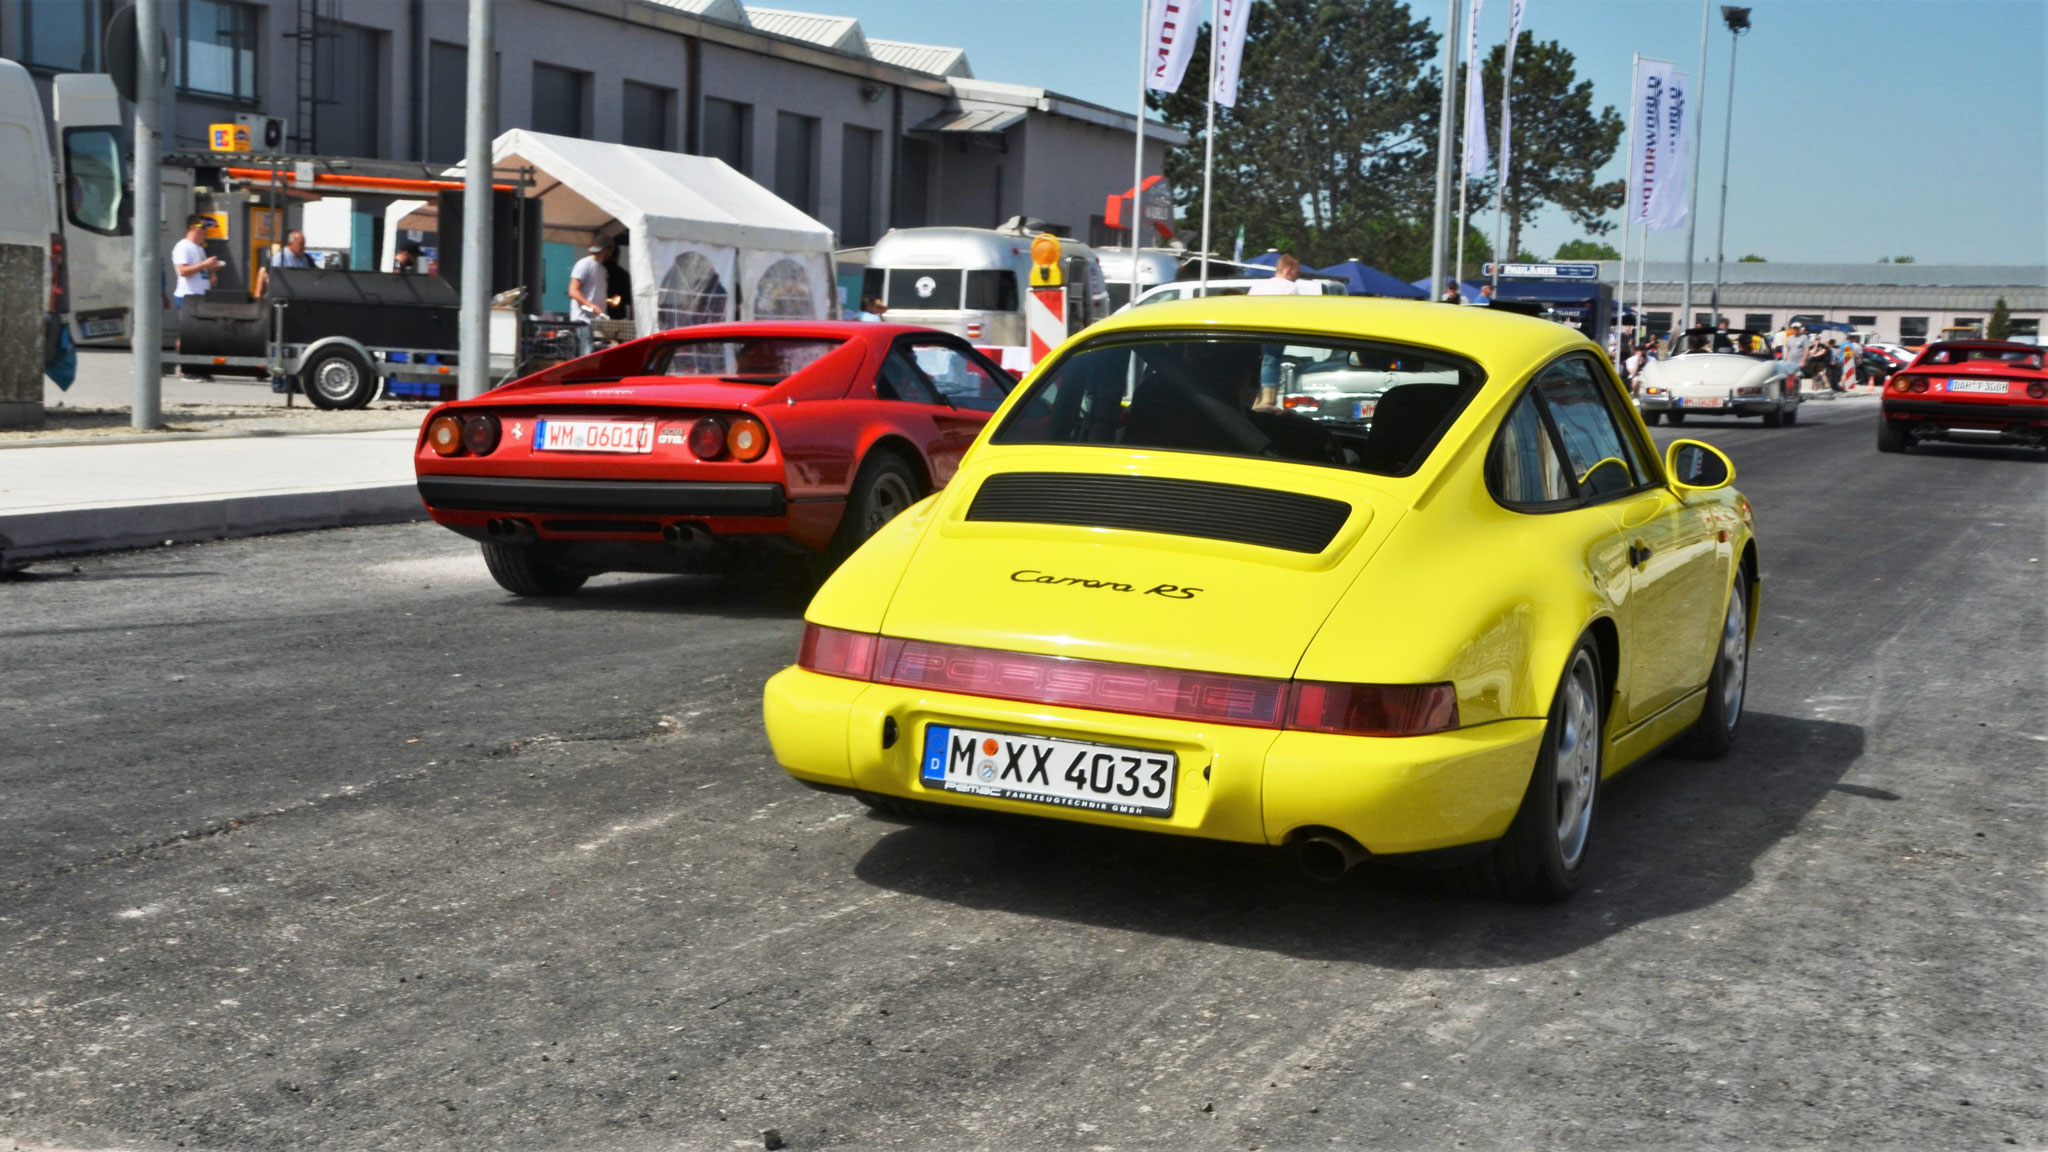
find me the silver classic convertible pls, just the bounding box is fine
[1637,335,1801,427]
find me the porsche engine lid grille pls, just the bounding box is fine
[965,472,1350,553]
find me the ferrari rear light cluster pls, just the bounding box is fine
[426,412,501,457]
[796,624,1460,737]
[2028,381,2046,399]
[1894,376,1930,393]
[686,416,770,462]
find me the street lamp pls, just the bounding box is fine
[1709,5,1751,329]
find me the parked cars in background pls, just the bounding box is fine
[1878,340,2047,454]
[1124,275,1348,311]
[414,322,1013,595]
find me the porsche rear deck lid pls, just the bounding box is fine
[965,472,1350,553]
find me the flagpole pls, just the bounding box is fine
[1199,0,1217,292]
[1679,0,1708,333]
[1131,0,1148,296]
[1617,52,1636,337]
[1427,0,1460,300]
[1454,0,1480,296]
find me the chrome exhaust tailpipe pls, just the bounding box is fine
[1293,832,1369,881]
[485,518,537,544]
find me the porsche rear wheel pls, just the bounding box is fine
[1678,576,1750,759]
[480,543,589,597]
[1491,640,1603,903]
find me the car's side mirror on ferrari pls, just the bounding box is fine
[1666,439,1735,491]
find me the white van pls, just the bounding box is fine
[0,59,62,428]
[863,225,1110,347]
[51,74,130,345]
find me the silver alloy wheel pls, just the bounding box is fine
[313,357,362,402]
[862,471,916,539]
[1718,579,1749,730]
[1553,651,1600,869]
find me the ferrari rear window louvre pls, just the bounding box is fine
[965,472,1350,553]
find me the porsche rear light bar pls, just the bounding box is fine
[796,624,1459,736]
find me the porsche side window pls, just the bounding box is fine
[1490,389,1573,506]
[1533,358,1644,499]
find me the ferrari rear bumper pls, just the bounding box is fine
[417,474,787,517]
[1882,399,2048,425]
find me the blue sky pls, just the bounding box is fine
[790,0,2046,266]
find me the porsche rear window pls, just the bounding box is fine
[992,335,1484,476]
[648,337,842,382]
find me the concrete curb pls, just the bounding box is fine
[0,483,427,568]
[0,422,425,450]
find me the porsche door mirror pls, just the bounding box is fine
[1666,439,1735,492]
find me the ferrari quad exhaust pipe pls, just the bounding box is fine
[484,517,536,544]
[661,522,712,547]
[1293,831,1370,881]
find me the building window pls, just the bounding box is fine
[178,0,259,103]
[774,112,818,215]
[622,82,673,151]
[1645,311,1672,337]
[531,63,590,139]
[1847,315,1877,328]
[313,20,381,157]
[839,125,878,247]
[1952,317,1981,329]
[2010,319,2040,339]
[702,98,750,172]
[425,42,467,163]
[1694,312,1715,328]
[23,0,108,73]
[1743,313,1773,332]
[1898,316,1928,346]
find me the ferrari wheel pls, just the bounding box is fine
[480,543,588,597]
[1665,410,1687,426]
[830,453,923,564]
[1491,639,1603,903]
[1876,414,1907,453]
[1678,576,1750,759]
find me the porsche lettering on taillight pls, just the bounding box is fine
[796,624,1460,736]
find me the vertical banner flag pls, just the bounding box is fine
[1497,0,1527,197]
[1461,0,1488,178]
[1145,0,1199,93]
[1639,61,1691,229]
[1212,0,1252,107]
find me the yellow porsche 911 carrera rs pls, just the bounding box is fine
[762,296,1757,902]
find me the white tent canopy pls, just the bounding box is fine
[485,129,837,337]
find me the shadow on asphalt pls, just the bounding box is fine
[850,711,1863,968]
[488,570,813,619]
[1894,441,2047,464]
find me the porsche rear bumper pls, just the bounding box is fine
[763,665,1544,857]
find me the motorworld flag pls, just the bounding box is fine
[1631,58,1691,230]
[1144,0,1199,93]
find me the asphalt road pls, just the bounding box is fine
[3,393,2042,1151]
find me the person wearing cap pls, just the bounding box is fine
[569,240,615,323]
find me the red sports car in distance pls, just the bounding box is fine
[414,322,1014,595]
[1879,340,2048,454]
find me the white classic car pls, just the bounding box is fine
[1637,340,1801,427]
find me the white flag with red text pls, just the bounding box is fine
[1212,0,1252,107]
[1496,0,1527,199]
[1144,0,1200,94]
[1461,0,1488,178]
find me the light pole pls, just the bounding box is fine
[1709,6,1750,329]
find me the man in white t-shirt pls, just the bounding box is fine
[568,241,613,322]
[1247,252,1305,296]
[170,215,223,379]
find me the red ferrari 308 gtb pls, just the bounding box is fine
[414,322,1014,595]
[1879,340,2048,454]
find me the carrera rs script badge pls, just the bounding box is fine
[1009,569,1200,600]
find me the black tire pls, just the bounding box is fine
[1665,410,1687,426]
[829,452,924,566]
[480,542,588,597]
[1642,410,1662,426]
[1762,407,1783,428]
[1783,402,1799,426]
[300,346,378,410]
[1876,413,1908,453]
[1677,575,1750,759]
[1489,639,1604,903]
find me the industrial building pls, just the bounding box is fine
[0,0,1181,248]
[1604,261,2045,345]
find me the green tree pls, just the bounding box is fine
[1475,33,1625,260]
[1988,297,2013,341]
[1738,254,1767,262]
[1148,0,1443,277]
[1555,239,1620,260]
